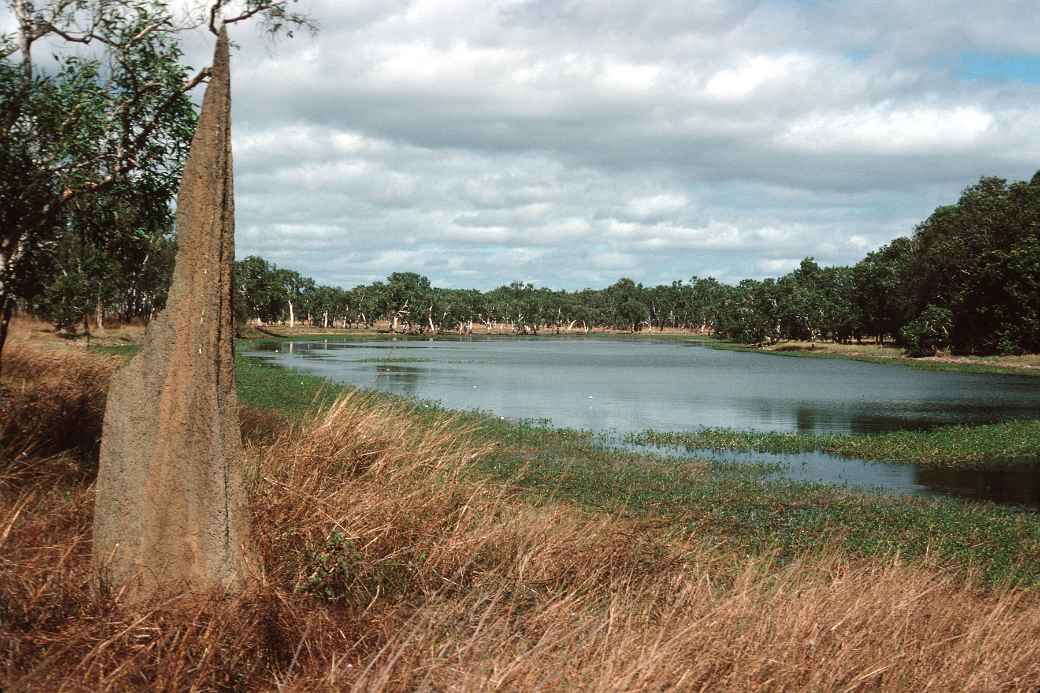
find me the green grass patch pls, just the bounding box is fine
[627,422,1040,467]
[478,444,1040,585]
[235,355,347,419]
[88,343,140,357]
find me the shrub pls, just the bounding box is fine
[901,305,952,357]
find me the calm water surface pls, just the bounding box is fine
[246,336,1040,508]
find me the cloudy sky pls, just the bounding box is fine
[15,1,1040,290]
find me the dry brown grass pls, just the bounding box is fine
[3,341,1040,691]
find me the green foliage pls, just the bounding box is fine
[628,419,1040,467]
[2,0,314,357]
[298,526,410,602]
[900,305,953,357]
[33,201,176,330]
[300,529,362,601]
[906,176,1040,354]
[2,0,196,338]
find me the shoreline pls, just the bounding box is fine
[242,323,1040,377]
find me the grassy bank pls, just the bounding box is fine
[628,421,1040,467]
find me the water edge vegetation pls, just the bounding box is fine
[626,422,1040,468]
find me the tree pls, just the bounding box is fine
[384,272,431,332]
[309,284,340,328]
[606,278,647,331]
[900,305,952,357]
[851,238,912,344]
[904,174,1040,354]
[616,298,648,332]
[0,0,314,370]
[716,279,781,344]
[234,255,283,325]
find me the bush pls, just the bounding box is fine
[900,305,952,357]
[35,273,92,333]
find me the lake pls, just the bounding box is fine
[245,336,1040,508]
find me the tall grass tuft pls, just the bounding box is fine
[2,343,1040,690]
[0,345,115,471]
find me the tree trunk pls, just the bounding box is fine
[287,299,295,329]
[0,236,27,376]
[0,293,12,379]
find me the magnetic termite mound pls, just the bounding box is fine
[93,29,253,599]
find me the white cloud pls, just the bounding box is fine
[624,194,689,221]
[756,258,801,275]
[778,105,996,155]
[6,0,1037,289]
[703,54,811,101]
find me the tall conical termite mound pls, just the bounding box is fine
[93,28,252,598]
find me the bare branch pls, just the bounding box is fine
[207,0,317,37]
[208,1,224,36]
[182,66,213,93]
[43,22,116,48]
[221,1,285,28]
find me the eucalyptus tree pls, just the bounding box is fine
[0,0,313,369]
[716,279,782,344]
[34,194,176,331]
[234,255,285,324]
[647,283,680,330]
[778,258,826,343]
[273,267,311,327]
[606,278,647,331]
[309,284,340,328]
[351,282,383,327]
[385,272,430,332]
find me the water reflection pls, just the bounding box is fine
[625,443,1040,510]
[914,465,1040,508]
[373,364,424,396]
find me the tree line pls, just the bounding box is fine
[212,172,1040,356]
[22,172,1040,358]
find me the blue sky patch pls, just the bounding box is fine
[953,52,1040,84]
